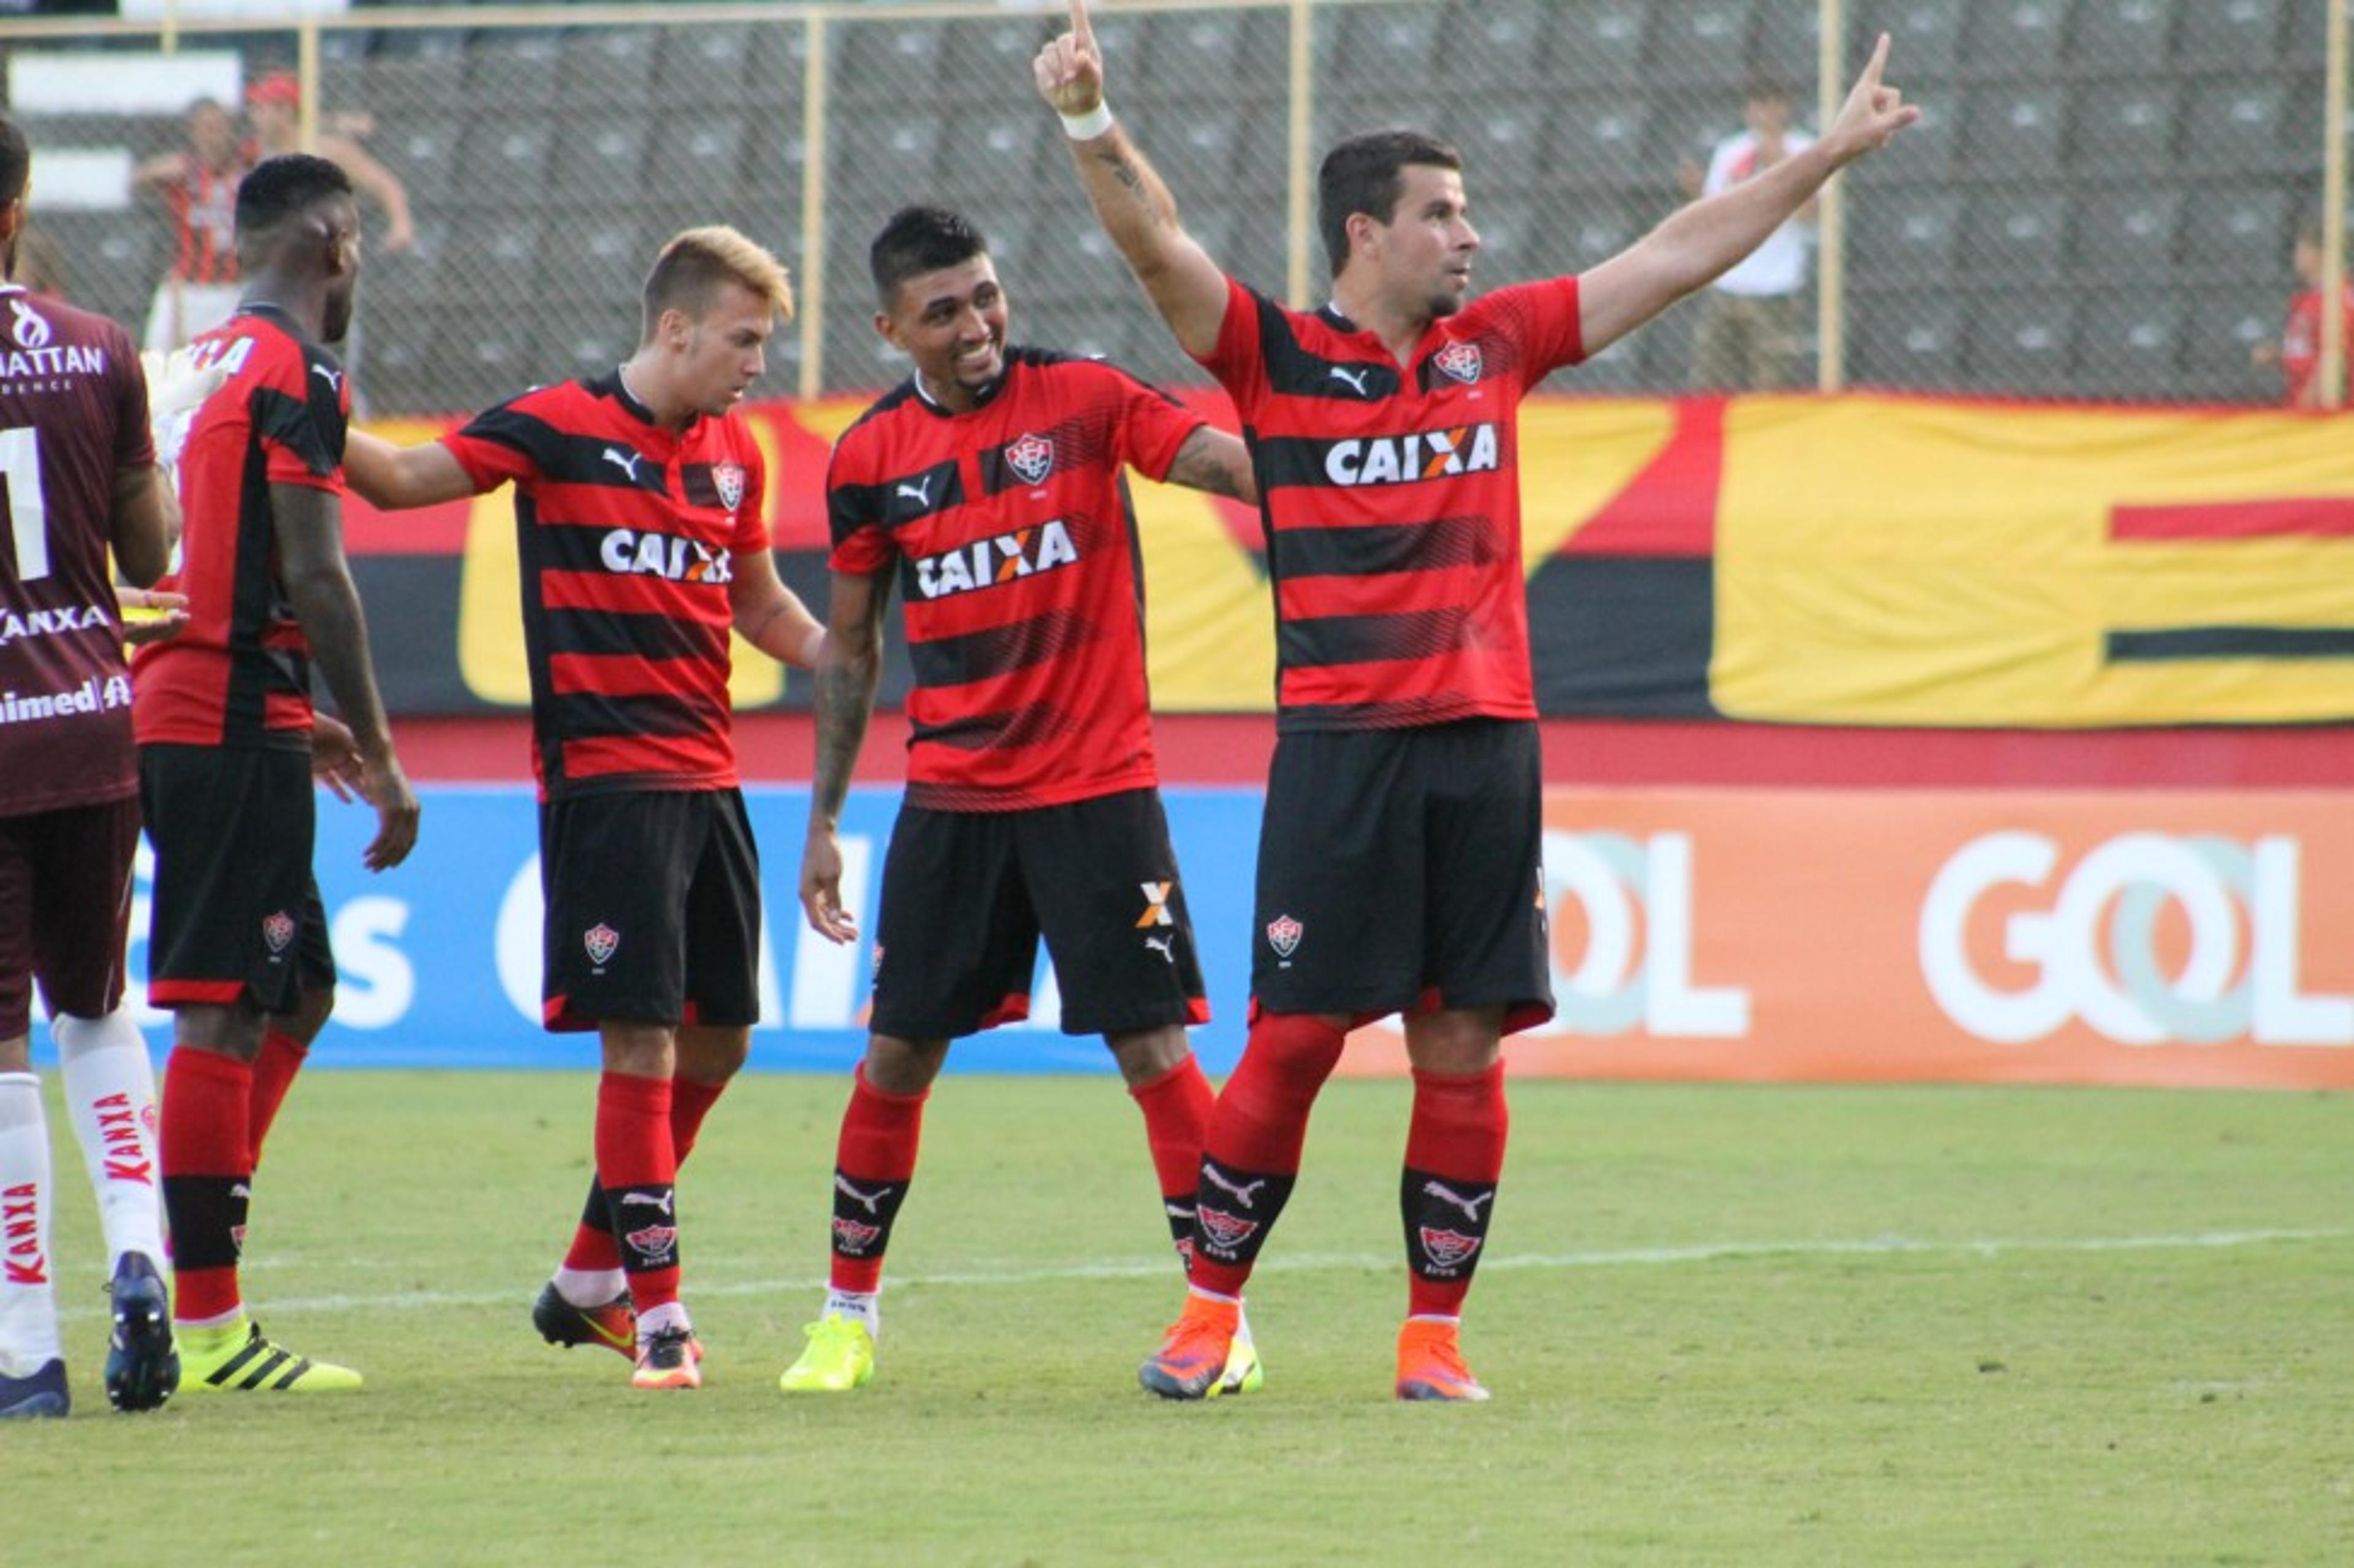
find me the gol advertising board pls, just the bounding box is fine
[55,786,2354,1090]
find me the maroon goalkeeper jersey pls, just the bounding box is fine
[1197,274,1584,731]
[0,286,153,815]
[134,304,345,752]
[441,372,768,801]
[828,348,1204,811]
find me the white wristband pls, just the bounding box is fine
[1060,102,1114,141]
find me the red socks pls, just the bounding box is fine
[827,1065,926,1294]
[563,1074,728,1274]
[594,1071,680,1312]
[159,1047,254,1324]
[1129,1054,1216,1266]
[1187,1013,1347,1298]
[1402,1062,1509,1317]
[245,1027,308,1170]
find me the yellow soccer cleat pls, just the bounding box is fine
[181,1319,363,1393]
[777,1312,875,1393]
[1219,1323,1265,1396]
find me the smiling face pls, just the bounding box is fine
[877,252,1008,411]
[660,277,775,417]
[1362,163,1480,324]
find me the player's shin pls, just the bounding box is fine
[0,1073,63,1375]
[244,1027,310,1170]
[158,1046,254,1326]
[1400,1061,1507,1318]
[53,1009,166,1270]
[1184,1013,1344,1296]
[1127,1053,1214,1273]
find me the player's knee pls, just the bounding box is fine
[1105,1025,1189,1087]
[863,1033,946,1096]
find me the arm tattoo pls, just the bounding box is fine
[808,657,874,826]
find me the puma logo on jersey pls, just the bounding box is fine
[1327,364,1374,395]
[599,528,734,584]
[834,1176,893,1214]
[1421,1180,1494,1224]
[311,363,344,392]
[1324,423,1501,487]
[602,446,647,484]
[896,476,934,506]
[912,518,1078,601]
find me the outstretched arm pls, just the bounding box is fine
[728,547,827,669]
[799,569,889,945]
[1034,0,1231,360]
[1162,427,1257,506]
[1577,33,1918,358]
[343,427,478,510]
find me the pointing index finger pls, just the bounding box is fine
[1070,0,1095,50]
[1862,29,1890,85]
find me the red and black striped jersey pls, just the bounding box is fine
[828,348,1203,811]
[441,373,766,801]
[134,305,346,751]
[1197,274,1584,731]
[0,286,153,814]
[162,150,249,287]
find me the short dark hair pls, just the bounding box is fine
[1316,130,1461,279]
[869,205,987,310]
[1745,80,1793,106]
[234,152,353,241]
[0,113,28,210]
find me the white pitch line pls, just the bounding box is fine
[53,1227,2350,1325]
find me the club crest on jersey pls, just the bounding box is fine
[1265,914,1303,959]
[711,462,746,513]
[8,297,51,351]
[261,911,296,955]
[1419,1226,1484,1271]
[1324,422,1501,487]
[1433,340,1484,386]
[913,518,1078,601]
[584,924,620,966]
[1005,432,1056,487]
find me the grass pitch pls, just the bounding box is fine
[6,1071,2350,1566]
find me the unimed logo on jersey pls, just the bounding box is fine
[913,519,1078,601]
[1323,422,1500,487]
[597,528,733,584]
[1920,832,2354,1048]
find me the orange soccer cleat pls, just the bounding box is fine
[1394,1317,1491,1403]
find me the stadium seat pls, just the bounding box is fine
[431,216,543,308]
[1461,97,1551,197]
[1962,0,2072,78]
[1749,9,1821,97]
[1548,1,1650,88]
[1962,88,2066,175]
[558,27,659,104]
[551,115,653,203]
[2182,287,2287,398]
[833,18,945,107]
[2071,190,2182,278]
[937,18,1053,109]
[2175,0,2283,67]
[455,115,558,207]
[1963,192,2071,280]
[2071,81,2180,173]
[1967,293,2076,393]
[1129,8,1288,106]
[1848,189,1966,283]
[2076,294,2184,392]
[2182,80,2291,173]
[1548,96,1653,194]
[1446,1,1556,93]
[1314,87,1449,150]
[2179,186,2292,276]
[1645,0,1757,86]
[2067,0,2175,72]
[1322,2,1445,74]
[1556,194,1653,273]
[1846,292,1966,390]
[462,33,566,112]
[934,115,1052,204]
[1863,3,1964,80]
[1848,89,1956,178]
[656,25,772,110]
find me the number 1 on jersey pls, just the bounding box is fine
[0,425,50,582]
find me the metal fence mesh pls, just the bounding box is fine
[2,0,2333,414]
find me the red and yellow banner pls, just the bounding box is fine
[1344,789,2354,1090]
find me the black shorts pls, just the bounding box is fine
[539,788,761,1033]
[870,787,1209,1042]
[1252,718,1553,1033]
[0,795,141,1038]
[139,744,336,1014]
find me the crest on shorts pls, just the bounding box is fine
[1433,340,1484,386]
[1418,1226,1483,1271]
[1265,914,1303,959]
[1005,432,1056,487]
[584,923,620,966]
[261,910,295,955]
[711,462,746,513]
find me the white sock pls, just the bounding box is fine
[823,1288,879,1336]
[554,1266,627,1309]
[636,1299,690,1344]
[51,1009,166,1272]
[0,1073,61,1376]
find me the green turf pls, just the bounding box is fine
[6,1073,2350,1566]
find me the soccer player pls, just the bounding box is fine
[343,227,823,1392]
[134,152,421,1396]
[1035,1,1917,1401]
[0,112,185,1419]
[779,206,1258,1395]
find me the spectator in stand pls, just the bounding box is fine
[131,98,253,353]
[2251,219,2353,409]
[1677,81,1815,392]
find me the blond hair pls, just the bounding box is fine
[641,225,794,341]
